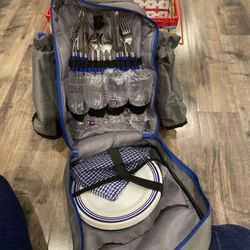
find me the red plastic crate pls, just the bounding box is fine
[45,8,50,22]
[144,0,179,28]
[41,7,51,33]
[41,1,184,44]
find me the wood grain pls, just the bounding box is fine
[48,189,73,250]
[0,0,22,39]
[198,112,250,226]
[171,0,250,228]
[0,0,249,249]
[234,87,250,149]
[0,0,45,108]
[220,35,250,90]
[217,0,250,35]
[196,63,238,112]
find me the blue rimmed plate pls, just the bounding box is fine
[72,161,162,230]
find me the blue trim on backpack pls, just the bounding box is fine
[67,154,84,250]
[51,5,77,153]
[156,137,211,249]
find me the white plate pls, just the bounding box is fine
[72,161,162,230]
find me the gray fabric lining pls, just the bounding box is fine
[77,0,146,16]
[80,11,143,58]
[81,165,200,250]
[102,208,199,250]
[171,166,208,215]
[51,1,158,150]
[76,131,142,159]
[145,139,208,215]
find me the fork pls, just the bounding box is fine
[119,16,135,57]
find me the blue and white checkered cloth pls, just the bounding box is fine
[72,147,152,201]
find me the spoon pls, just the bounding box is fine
[100,33,113,61]
[89,33,100,61]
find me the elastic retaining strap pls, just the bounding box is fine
[68,57,142,70]
[108,148,163,193]
[72,155,162,197]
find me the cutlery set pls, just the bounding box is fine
[66,9,154,123]
[69,10,141,72]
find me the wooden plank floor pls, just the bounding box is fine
[0,0,249,249]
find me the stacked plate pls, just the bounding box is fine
[72,161,162,230]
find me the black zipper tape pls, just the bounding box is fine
[68,57,142,71]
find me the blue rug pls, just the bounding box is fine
[0,176,32,250]
[210,224,250,250]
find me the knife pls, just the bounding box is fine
[82,15,89,59]
[72,10,85,57]
[113,11,124,58]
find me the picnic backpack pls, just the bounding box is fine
[32,0,211,249]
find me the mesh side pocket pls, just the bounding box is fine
[32,33,61,139]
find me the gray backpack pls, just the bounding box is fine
[32,8,187,138]
[33,0,211,249]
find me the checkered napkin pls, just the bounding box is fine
[72,147,152,201]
